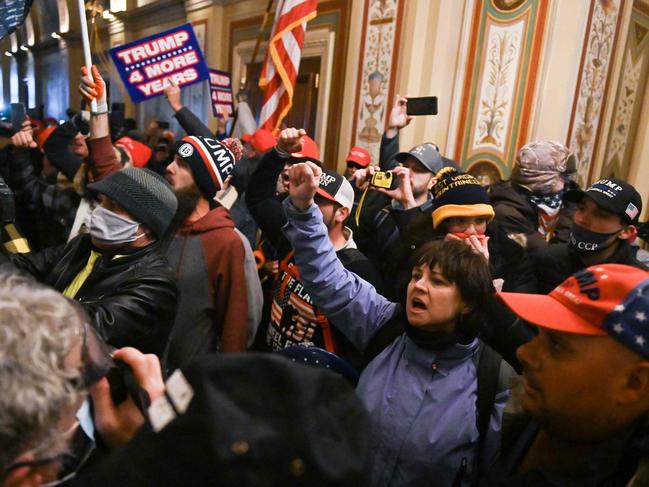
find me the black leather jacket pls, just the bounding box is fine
[1,234,178,356]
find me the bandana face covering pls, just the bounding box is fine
[527,192,564,240]
[527,191,564,211]
[89,205,144,245]
[568,224,620,255]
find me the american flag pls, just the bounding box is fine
[258,0,318,131]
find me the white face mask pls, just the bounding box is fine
[89,205,144,245]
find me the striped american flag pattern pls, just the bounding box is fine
[258,0,318,130]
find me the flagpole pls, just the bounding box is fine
[230,0,275,137]
[250,0,275,67]
[77,0,98,113]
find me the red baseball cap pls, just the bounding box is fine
[346,146,370,167]
[37,126,57,149]
[498,264,649,357]
[291,135,320,164]
[250,129,275,154]
[115,137,153,168]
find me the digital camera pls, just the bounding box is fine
[370,171,399,191]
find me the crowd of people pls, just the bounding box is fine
[1,64,649,487]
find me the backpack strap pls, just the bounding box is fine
[373,206,392,230]
[337,248,366,268]
[474,342,510,477]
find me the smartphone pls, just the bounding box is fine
[157,121,170,130]
[10,103,26,130]
[406,96,438,116]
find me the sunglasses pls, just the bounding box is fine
[346,162,364,170]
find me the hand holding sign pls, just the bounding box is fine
[163,78,183,113]
[79,65,108,114]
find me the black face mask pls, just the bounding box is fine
[568,224,621,255]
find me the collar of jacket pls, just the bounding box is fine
[402,334,479,377]
[84,235,162,267]
[178,206,235,235]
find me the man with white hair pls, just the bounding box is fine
[0,273,163,487]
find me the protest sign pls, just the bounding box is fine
[110,23,209,103]
[209,69,234,119]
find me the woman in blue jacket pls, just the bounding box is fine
[280,151,512,487]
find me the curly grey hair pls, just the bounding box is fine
[0,272,84,473]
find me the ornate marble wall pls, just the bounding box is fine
[566,0,625,187]
[452,0,549,181]
[601,1,649,181]
[350,0,405,163]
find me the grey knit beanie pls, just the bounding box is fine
[87,167,178,237]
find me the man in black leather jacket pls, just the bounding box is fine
[0,167,179,357]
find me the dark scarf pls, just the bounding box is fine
[405,319,476,351]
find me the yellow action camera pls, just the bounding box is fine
[370,171,399,190]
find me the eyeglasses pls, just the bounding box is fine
[73,321,115,389]
[3,418,94,486]
[3,323,111,485]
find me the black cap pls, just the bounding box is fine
[564,177,642,223]
[70,353,368,487]
[394,143,443,174]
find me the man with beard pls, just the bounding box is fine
[531,177,647,293]
[246,128,382,365]
[163,135,261,371]
[349,142,443,299]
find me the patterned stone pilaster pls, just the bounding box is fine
[350,0,405,164]
[600,2,649,181]
[453,0,549,180]
[567,0,624,186]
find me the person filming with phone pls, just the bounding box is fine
[351,95,448,299]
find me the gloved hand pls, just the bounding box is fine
[79,65,108,115]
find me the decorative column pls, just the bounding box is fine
[566,0,625,187]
